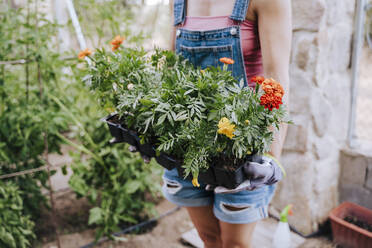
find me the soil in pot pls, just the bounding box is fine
[212,154,259,189]
[344,216,372,232]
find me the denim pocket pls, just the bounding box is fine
[179,44,233,71]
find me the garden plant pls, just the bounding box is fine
[81,39,292,189]
[1,0,163,245]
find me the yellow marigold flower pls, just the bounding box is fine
[245,120,250,125]
[78,48,92,59]
[246,150,252,155]
[219,57,235,65]
[217,117,236,139]
[111,35,125,51]
[192,177,200,187]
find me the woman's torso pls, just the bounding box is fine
[175,0,263,87]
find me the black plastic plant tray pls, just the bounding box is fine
[119,126,139,147]
[213,164,245,189]
[198,167,217,185]
[102,113,139,146]
[101,113,125,144]
[155,153,179,170]
[138,143,157,158]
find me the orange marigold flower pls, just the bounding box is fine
[219,57,235,65]
[250,76,265,84]
[261,78,285,98]
[111,35,125,51]
[260,93,283,111]
[78,48,92,59]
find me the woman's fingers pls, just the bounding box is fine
[243,162,271,180]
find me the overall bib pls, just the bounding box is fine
[161,0,277,224]
[174,0,250,86]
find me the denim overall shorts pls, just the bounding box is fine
[162,0,277,224]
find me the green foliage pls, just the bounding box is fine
[84,47,292,180]
[0,181,35,248]
[0,0,69,230]
[54,88,162,241]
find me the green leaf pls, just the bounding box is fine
[125,180,141,194]
[88,207,103,225]
[157,114,167,125]
[207,111,218,121]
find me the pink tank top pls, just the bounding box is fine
[179,16,263,88]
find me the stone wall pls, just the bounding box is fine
[339,146,372,209]
[270,0,356,235]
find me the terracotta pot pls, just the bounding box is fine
[329,201,372,248]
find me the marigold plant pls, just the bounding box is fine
[83,46,292,183]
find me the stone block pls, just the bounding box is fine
[327,0,356,25]
[283,116,309,153]
[313,153,340,193]
[310,88,333,137]
[327,24,353,73]
[312,136,338,160]
[340,152,368,186]
[292,33,318,72]
[288,69,313,114]
[366,163,372,190]
[339,183,372,209]
[321,72,351,142]
[292,0,326,31]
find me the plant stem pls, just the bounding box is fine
[49,93,98,149]
[55,132,105,167]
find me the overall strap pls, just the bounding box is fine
[230,0,250,22]
[173,0,186,26]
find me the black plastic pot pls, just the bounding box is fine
[213,164,245,189]
[138,143,157,158]
[155,153,180,171]
[101,113,139,146]
[198,167,217,185]
[118,126,139,147]
[101,113,125,144]
[212,153,261,189]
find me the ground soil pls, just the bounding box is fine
[39,191,194,248]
